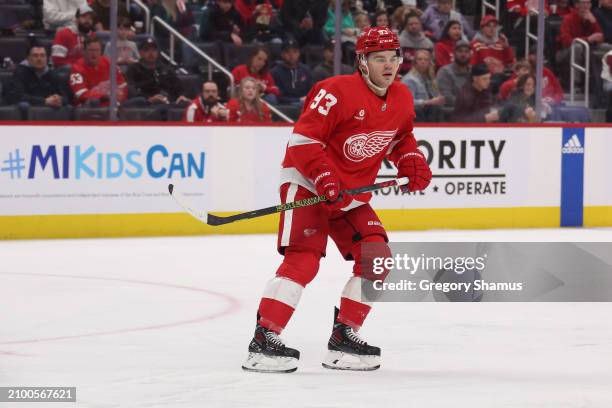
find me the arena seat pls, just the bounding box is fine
[177,73,204,99]
[73,107,109,121]
[118,106,164,121]
[27,106,73,121]
[0,36,29,63]
[0,105,22,120]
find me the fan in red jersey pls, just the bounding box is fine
[242,27,432,373]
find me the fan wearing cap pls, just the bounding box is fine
[436,39,472,107]
[51,4,96,68]
[125,37,190,106]
[312,39,354,83]
[452,63,500,122]
[241,27,432,374]
[270,40,314,105]
[470,15,515,76]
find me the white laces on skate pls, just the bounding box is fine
[345,327,366,346]
[264,331,284,348]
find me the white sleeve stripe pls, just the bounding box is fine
[74,89,87,97]
[51,44,67,57]
[186,104,197,122]
[288,133,326,148]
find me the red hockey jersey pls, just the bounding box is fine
[52,26,90,68]
[280,72,419,200]
[183,96,228,122]
[69,56,127,106]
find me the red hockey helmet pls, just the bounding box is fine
[355,27,400,56]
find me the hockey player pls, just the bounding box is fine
[242,27,432,373]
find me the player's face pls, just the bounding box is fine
[366,50,401,88]
[84,42,102,65]
[241,80,257,101]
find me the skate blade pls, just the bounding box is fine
[242,352,298,373]
[322,350,380,371]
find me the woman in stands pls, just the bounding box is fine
[227,76,272,123]
[434,20,462,70]
[500,74,544,122]
[231,46,280,104]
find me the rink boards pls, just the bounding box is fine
[0,123,610,239]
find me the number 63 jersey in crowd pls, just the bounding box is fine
[280,72,419,201]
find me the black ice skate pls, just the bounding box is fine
[322,307,381,371]
[242,323,300,373]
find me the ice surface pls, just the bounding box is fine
[1,228,612,408]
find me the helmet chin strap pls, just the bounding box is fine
[358,54,389,97]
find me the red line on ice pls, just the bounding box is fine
[0,272,241,345]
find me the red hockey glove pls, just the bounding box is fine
[396,151,432,192]
[311,167,353,211]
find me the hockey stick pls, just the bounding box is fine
[168,177,409,227]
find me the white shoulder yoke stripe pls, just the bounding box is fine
[288,133,326,148]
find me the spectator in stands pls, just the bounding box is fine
[43,0,87,31]
[553,0,574,17]
[602,50,612,120]
[556,0,609,88]
[312,39,353,82]
[91,0,129,32]
[436,39,471,107]
[435,20,462,70]
[278,0,328,45]
[453,63,500,122]
[271,40,314,105]
[421,0,475,41]
[323,0,359,44]
[151,0,195,38]
[526,47,564,106]
[593,0,612,43]
[184,81,229,122]
[498,60,531,100]
[505,0,550,56]
[104,18,139,65]
[234,0,280,42]
[401,49,445,121]
[227,77,271,122]
[470,15,515,91]
[354,12,371,34]
[499,74,540,122]
[375,11,391,28]
[398,12,434,75]
[51,5,95,68]
[69,36,127,106]
[231,46,280,104]
[199,0,243,45]
[4,44,69,112]
[391,5,422,35]
[125,37,190,106]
